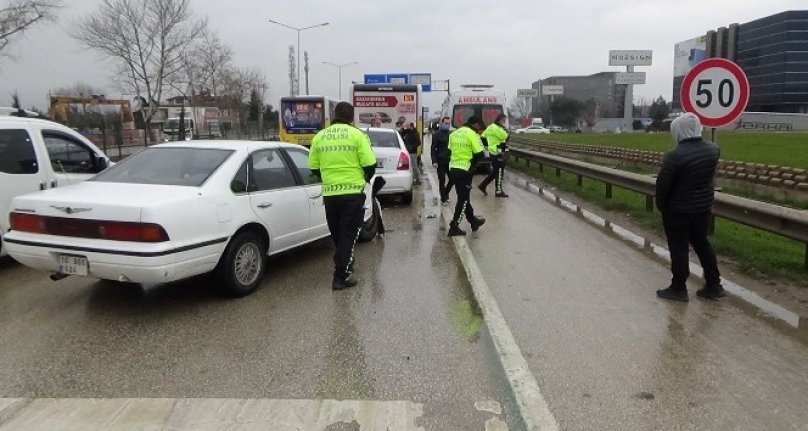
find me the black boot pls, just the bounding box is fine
[332,273,358,291]
[477,184,488,196]
[656,286,689,302]
[448,224,466,236]
[470,216,486,232]
[495,191,509,198]
[696,285,726,299]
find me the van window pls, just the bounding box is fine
[452,104,504,128]
[42,133,97,174]
[0,129,38,174]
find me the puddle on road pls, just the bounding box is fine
[516,179,804,330]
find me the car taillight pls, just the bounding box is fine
[397,152,410,170]
[9,213,46,234]
[9,212,169,242]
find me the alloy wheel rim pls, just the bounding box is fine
[234,242,261,286]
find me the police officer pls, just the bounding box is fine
[309,101,377,290]
[447,116,486,236]
[477,113,510,197]
[431,116,453,204]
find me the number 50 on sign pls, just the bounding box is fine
[680,58,750,128]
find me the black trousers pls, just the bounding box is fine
[662,210,721,290]
[479,156,504,193]
[436,160,453,202]
[324,193,366,279]
[449,168,476,226]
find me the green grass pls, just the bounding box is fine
[508,158,808,286]
[520,132,808,170]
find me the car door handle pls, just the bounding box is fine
[39,181,46,190]
[309,194,322,199]
[50,180,57,188]
[257,202,273,209]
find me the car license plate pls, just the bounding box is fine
[57,255,88,276]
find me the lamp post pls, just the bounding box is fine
[322,61,358,100]
[267,18,329,95]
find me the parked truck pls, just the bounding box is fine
[163,106,221,141]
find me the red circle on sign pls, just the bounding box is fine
[680,58,750,128]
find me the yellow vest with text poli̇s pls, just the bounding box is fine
[309,123,376,197]
[448,126,484,172]
[482,123,508,154]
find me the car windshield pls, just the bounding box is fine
[91,147,233,186]
[166,119,193,130]
[366,130,400,148]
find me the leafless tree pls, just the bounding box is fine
[508,96,533,121]
[219,66,265,133]
[73,0,207,144]
[186,29,232,96]
[50,82,105,98]
[582,98,600,132]
[0,0,61,59]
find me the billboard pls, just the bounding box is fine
[517,88,539,98]
[609,50,653,66]
[674,36,707,77]
[352,84,421,132]
[615,72,646,85]
[541,85,564,96]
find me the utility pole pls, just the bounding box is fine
[304,51,310,95]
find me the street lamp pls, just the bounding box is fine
[322,61,358,100]
[267,18,329,95]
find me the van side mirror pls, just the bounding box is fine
[95,155,108,172]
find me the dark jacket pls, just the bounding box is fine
[431,128,451,164]
[402,129,420,154]
[655,137,720,214]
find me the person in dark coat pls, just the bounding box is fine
[655,113,725,302]
[431,116,453,204]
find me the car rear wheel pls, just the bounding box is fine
[400,191,413,205]
[358,199,381,242]
[217,231,266,297]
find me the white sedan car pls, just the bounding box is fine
[363,127,414,205]
[515,126,551,134]
[3,141,382,297]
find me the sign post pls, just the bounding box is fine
[609,50,652,132]
[680,58,750,143]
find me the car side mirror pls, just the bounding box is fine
[96,155,108,172]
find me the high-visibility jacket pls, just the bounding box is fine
[482,123,508,155]
[448,126,483,172]
[309,123,376,196]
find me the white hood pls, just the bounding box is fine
[671,113,703,143]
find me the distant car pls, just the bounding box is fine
[515,126,551,134]
[547,126,569,133]
[363,127,413,204]
[3,141,383,297]
[376,112,392,123]
[358,113,375,124]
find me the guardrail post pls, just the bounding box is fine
[605,183,613,199]
[539,163,544,173]
[804,243,808,270]
[555,167,561,177]
[577,174,583,187]
[645,195,654,212]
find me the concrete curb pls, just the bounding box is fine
[423,167,560,431]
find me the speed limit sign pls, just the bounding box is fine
[680,58,750,128]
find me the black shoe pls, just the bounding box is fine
[696,285,726,300]
[477,184,488,196]
[332,274,358,291]
[470,216,486,232]
[448,225,466,236]
[656,287,689,302]
[495,192,509,198]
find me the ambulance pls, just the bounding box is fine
[439,84,508,130]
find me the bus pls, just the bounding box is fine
[279,95,337,146]
[440,84,508,130]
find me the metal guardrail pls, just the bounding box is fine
[508,146,808,268]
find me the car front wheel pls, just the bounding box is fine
[358,199,381,242]
[217,231,266,297]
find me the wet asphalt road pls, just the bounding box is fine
[0,188,519,430]
[464,168,808,431]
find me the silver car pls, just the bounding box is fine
[363,128,414,205]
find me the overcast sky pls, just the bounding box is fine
[0,0,805,111]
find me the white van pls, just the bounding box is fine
[0,116,111,256]
[439,85,508,130]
